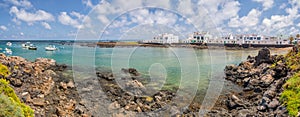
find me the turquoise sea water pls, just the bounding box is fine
[0,41,290,102]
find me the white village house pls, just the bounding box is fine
[222,34,265,45]
[143,32,290,45]
[143,33,179,44]
[220,34,289,45]
[183,32,212,43]
[182,32,290,45]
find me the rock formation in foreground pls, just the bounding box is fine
[207,47,299,116]
[0,53,88,117]
[0,53,188,116]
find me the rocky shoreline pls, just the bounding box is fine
[0,53,88,116]
[0,47,298,116]
[207,48,295,116]
[0,53,198,116]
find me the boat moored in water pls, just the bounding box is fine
[28,44,37,50]
[22,42,31,48]
[4,48,12,54]
[45,45,57,51]
[6,42,12,46]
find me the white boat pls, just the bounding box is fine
[28,44,37,50]
[22,42,31,48]
[45,45,57,51]
[6,42,12,46]
[4,48,12,55]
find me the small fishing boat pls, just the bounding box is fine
[28,44,37,50]
[6,42,12,46]
[45,45,57,51]
[4,48,12,54]
[22,42,31,48]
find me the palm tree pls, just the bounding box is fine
[296,34,300,39]
[289,36,295,44]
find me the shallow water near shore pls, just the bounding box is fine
[0,41,291,104]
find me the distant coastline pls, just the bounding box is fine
[0,40,294,49]
[80,41,295,49]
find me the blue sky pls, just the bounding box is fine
[0,0,300,40]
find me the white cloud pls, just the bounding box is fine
[194,0,241,31]
[253,0,274,10]
[94,0,170,15]
[280,3,287,9]
[215,1,240,25]
[110,16,130,28]
[0,25,7,31]
[285,7,298,17]
[289,26,299,35]
[228,17,240,28]
[263,15,293,29]
[94,1,119,15]
[100,8,183,40]
[106,8,179,30]
[58,11,85,29]
[77,0,174,39]
[20,32,24,36]
[41,22,51,29]
[228,9,262,28]
[5,0,32,8]
[297,23,300,27]
[261,3,300,35]
[82,0,94,8]
[70,11,85,19]
[112,0,142,11]
[128,9,178,26]
[97,15,110,24]
[12,18,21,25]
[144,0,171,9]
[9,6,54,24]
[177,0,194,16]
[198,0,222,13]
[288,0,300,8]
[240,9,262,26]
[262,18,271,27]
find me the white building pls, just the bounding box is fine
[184,32,212,43]
[142,32,290,45]
[240,34,264,44]
[143,33,179,44]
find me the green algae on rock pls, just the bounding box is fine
[281,46,300,117]
[0,63,10,78]
[0,79,34,117]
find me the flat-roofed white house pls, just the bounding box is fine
[142,32,291,45]
[183,32,212,43]
[242,34,265,44]
[143,33,179,44]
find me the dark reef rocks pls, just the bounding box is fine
[0,54,88,116]
[254,48,274,66]
[90,68,181,116]
[208,48,290,116]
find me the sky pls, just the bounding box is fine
[0,0,300,40]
